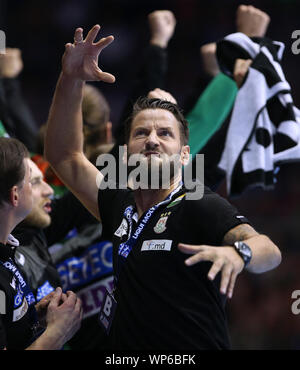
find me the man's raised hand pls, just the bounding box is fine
[236,5,270,38]
[0,48,23,78]
[148,88,177,105]
[149,10,176,48]
[233,58,252,88]
[62,25,115,83]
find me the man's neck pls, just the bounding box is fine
[134,175,182,218]
[0,226,10,245]
[0,211,17,245]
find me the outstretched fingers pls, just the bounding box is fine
[207,259,224,281]
[72,25,100,46]
[85,24,101,43]
[82,56,115,83]
[74,28,84,44]
[207,256,236,297]
[227,271,238,299]
[178,243,242,299]
[219,264,233,295]
[178,243,207,255]
[95,35,115,52]
[98,71,116,83]
[72,25,114,49]
[178,244,212,266]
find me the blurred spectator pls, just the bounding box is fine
[0,48,38,152]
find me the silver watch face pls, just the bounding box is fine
[235,242,252,264]
[240,243,252,257]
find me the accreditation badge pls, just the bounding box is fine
[98,288,117,334]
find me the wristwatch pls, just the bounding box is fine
[233,241,252,267]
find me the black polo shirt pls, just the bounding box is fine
[98,185,249,350]
[0,241,37,350]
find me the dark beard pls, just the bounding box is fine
[21,208,51,229]
[127,153,180,190]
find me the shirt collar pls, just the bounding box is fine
[0,234,19,261]
[7,234,20,247]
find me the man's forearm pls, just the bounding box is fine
[45,73,85,165]
[26,327,65,350]
[243,234,282,273]
[223,224,281,274]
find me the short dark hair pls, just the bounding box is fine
[124,97,189,145]
[0,137,29,207]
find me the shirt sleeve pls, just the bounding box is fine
[183,187,251,246]
[1,78,38,153]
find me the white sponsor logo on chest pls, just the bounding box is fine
[12,297,28,322]
[141,239,172,252]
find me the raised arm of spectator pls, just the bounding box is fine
[0,48,38,151]
[44,25,115,221]
[186,5,271,158]
[115,10,176,145]
[236,5,270,38]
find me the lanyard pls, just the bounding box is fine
[114,184,183,285]
[0,257,36,306]
[0,256,42,338]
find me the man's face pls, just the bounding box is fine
[23,159,54,229]
[127,108,189,187]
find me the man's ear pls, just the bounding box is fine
[181,145,190,166]
[9,186,19,207]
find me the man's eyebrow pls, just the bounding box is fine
[157,126,174,130]
[133,126,148,130]
[31,175,43,182]
[134,125,174,130]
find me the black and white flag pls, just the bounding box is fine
[215,32,300,196]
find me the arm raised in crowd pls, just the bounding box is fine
[44,25,115,221]
[186,5,270,161]
[144,10,176,91]
[116,10,176,145]
[0,48,38,151]
[200,4,270,78]
[149,10,176,49]
[236,5,270,38]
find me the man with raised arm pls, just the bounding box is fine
[45,24,281,350]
